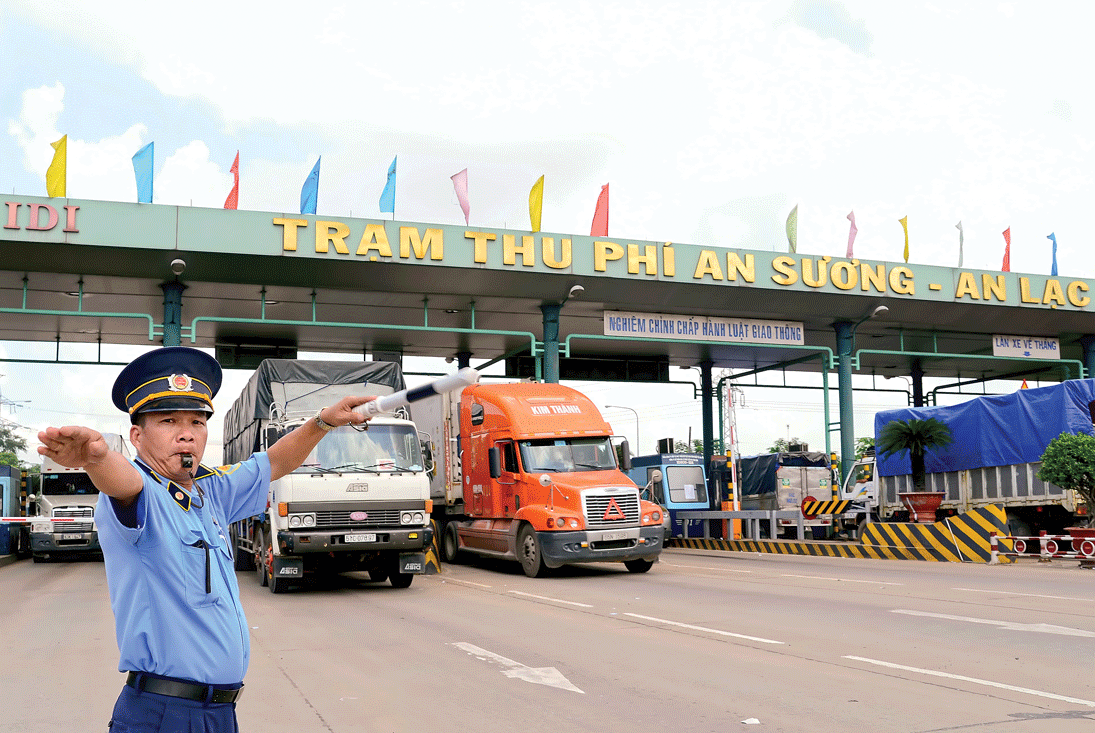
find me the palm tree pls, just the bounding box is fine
[876,418,954,492]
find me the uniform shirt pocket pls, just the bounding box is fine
[179,530,223,608]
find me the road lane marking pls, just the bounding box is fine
[782,574,903,585]
[843,656,1095,707]
[624,613,785,644]
[661,561,753,573]
[451,642,584,693]
[508,590,593,608]
[893,609,1095,637]
[953,587,1092,603]
[441,577,493,589]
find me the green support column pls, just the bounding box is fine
[700,360,714,508]
[834,320,855,482]
[1081,336,1095,379]
[161,280,185,347]
[541,303,561,383]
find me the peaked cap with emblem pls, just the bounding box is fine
[111,347,222,420]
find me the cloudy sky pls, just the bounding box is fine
[2,1,1091,464]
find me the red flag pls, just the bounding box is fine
[590,183,609,236]
[1001,227,1011,271]
[1020,379,1029,390]
[223,151,239,210]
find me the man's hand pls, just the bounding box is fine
[38,426,110,469]
[317,395,378,429]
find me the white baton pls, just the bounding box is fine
[354,367,479,417]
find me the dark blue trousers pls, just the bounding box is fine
[108,684,239,733]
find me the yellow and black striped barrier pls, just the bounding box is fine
[424,519,442,574]
[667,504,1012,563]
[800,499,851,517]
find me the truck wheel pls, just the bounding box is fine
[231,526,255,571]
[624,559,654,573]
[368,568,389,583]
[517,524,547,578]
[32,554,45,563]
[256,533,268,587]
[441,523,463,564]
[389,571,413,588]
[268,571,290,594]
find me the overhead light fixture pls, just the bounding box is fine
[445,309,460,314]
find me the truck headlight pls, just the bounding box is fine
[303,514,316,527]
[289,516,302,528]
[33,521,52,534]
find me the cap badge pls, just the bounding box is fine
[169,374,192,391]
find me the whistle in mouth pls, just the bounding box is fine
[181,454,194,469]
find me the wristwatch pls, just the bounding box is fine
[313,410,337,432]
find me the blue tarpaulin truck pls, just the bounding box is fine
[838,379,1095,535]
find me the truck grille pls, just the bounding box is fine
[54,506,94,532]
[315,509,401,528]
[583,490,640,529]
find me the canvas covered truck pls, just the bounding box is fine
[418,381,666,577]
[836,379,1095,536]
[222,360,432,592]
[739,451,833,538]
[28,433,130,561]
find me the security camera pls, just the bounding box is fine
[568,285,584,299]
[170,259,186,276]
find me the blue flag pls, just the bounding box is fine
[300,157,321,215]
[1048,232,1058,276]
[132,142,154,203]
[379,156,397,214]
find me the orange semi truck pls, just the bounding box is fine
[418,381,666,577]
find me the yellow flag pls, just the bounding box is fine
[899,215,909,262]
[46,135,67,197]
[529,175,544,233]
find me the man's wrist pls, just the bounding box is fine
[313,409,337,432]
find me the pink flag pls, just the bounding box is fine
[1002,227,1011,271]
[451,168,469,225]
[590,183,609,236]
[223,151,239,210]
[846,211,857,258]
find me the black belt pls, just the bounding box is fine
[126,671,244,704]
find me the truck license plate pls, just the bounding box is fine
[345,533,377,543]
[61,533,82,540]
[601,531,627,541]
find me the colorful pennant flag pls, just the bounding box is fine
[1047,232,1057,276]
[1020,379,1029,390]
[1002,227,1011,271]
[899,216,909,262]
[529,175,544,233]
[846,211,857,258]
[224,151,239,210]
[785,205,798,253]
[46,134,67,197]
[590,183,609,237]
[300,156,321,215]
[451,168,469,225]
[131,142,154,204]
[956,221,964,267]
[379,156,397,215]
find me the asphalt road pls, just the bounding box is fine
[2,549,1094,733]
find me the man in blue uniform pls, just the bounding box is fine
[37,347,375,732]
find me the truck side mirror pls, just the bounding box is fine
[488,446,502,478]
[264,427,281,449]
[619,440,632,471]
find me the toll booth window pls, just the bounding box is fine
[665,465,707,504]
[499,441,519,473]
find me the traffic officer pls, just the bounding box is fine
[37,347,376,732]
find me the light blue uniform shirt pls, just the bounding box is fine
[96,454,270,685]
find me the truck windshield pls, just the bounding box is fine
[40,473,99,496]
[293,424,423,473]
[665,465,708,503]
[518,438,617,473]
